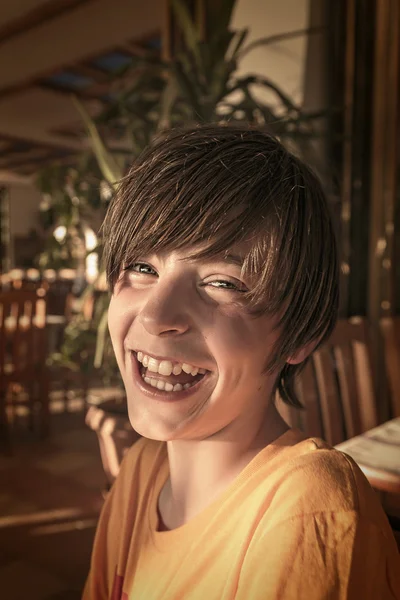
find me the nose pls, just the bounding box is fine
[137,279,191,337]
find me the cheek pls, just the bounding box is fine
[208,312,279,370]
[108,294,133,352]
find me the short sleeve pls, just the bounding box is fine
[236,511,400,599]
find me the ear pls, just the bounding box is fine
[286,339,320,365]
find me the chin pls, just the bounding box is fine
[126,402,178,442]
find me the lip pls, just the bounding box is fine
[128,351,212,403]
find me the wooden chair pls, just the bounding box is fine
[44,277,75,319]
[381,317,400,417]
[379,317,400,541]
[0,287,49,451]
[277,317,378,446]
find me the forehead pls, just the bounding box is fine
[138,243,251,271]
[155,237,258,265]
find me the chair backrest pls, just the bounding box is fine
[43,278,74,317]
[0,288,48,386]
[277,318,378,446]
[381,317,400,417]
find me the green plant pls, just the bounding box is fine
[36,161,111,271]
[76,0,327,186]
[48,288,121,386]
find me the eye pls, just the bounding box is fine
[207,279,247,293]
[125,262,157,276]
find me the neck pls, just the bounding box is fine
[158,403,289,530]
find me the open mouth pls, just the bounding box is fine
[131,351,209,395]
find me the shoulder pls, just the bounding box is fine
[238,434,400,600]
[264,431,389,532]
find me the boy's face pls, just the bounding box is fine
[108,245,283,442]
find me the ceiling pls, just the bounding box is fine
[0,0,164,180]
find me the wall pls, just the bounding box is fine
[8,183,42,237]
[231,0,310,107]
[8,182,43,266]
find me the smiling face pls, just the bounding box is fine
[108,247,283,442]
[104,125,339,414]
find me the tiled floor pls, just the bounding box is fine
[0,398,106,599]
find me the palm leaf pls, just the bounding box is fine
[158,75,179,130]
[171,0,202,67]
[171,59,202,116]
[94,307,109,368]
[72,96,123,185]
[207,0,237,40]
[225,28,248,62]
[231,75,300,112]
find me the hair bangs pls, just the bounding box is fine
[104,140,283,289]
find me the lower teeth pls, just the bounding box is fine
[142,374,194,392]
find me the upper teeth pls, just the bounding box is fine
[136,352,206,377]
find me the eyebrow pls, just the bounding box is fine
[182,252,244,268]
[223,253,244,267]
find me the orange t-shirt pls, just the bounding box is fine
[83,429,400,599]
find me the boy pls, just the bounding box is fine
[83,125,400,599]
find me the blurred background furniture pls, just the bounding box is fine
[48,286,112,412]
[0,286,49,452]
[85,388,139,489]
[277,317,378,446]
[381,317,400,418]
[335,418,400,495]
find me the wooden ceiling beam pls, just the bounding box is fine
[37,80,110,100]
[0,132,81,153]
[13,152,80,174]
[0,149,54,168]
[0,0,92,45]
[0,0,163,93]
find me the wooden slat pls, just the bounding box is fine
[332,318,377,433]
[339,0,356,316]
[313,346,344,446]
[352,337,377,432]
[278,318,379,447]
[298,360,324,439]
[381,317,400,417]
[367,0,400,423]
[333,341,361,438]
[381,0,400,315]
[0,288,49,445]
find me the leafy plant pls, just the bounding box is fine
[36,160,111,270]
[76,0,327,186]
[48,288,121,386]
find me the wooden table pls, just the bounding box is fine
[335,418,400,494]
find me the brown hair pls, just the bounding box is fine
[103,124,339,407]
